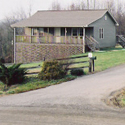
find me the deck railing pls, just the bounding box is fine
[16,35,83,44]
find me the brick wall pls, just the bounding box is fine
[15,43,83,63]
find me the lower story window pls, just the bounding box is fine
[99,28,104,39]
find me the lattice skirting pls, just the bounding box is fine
[15,43,83,63]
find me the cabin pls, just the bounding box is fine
[11,10,119,63]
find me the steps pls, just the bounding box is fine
[85,36,100,52]
[117,35,125,48]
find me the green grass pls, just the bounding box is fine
[71,47,125,73]
[1,46,125,97]
[0,75,76,96]
[93,49,125,72]
[20,62,43,68]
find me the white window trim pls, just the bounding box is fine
[99,28,104,39]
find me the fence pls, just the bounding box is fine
[26,54,96,75]
[57,55,96,72]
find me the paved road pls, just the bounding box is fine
[1,64,125,124]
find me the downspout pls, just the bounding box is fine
[14,28,16,63]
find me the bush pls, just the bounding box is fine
[0,63,27,86]
[0,58,5,63]
[38,60,67,80]
[70,68,84,76]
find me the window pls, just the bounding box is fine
[79,28,83,36]
[44,28,48,33]
[61,28,72,36]
[38,28,44,36]
[67,28,72,36]
[49,28,54,35]
[61,28,65,36]
[32,28,37,36]
[99,28,104,39]
[105,16,107,20]
[72,28,77,36]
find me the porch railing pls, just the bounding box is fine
[85,36,100,51]
[16,35,83,44]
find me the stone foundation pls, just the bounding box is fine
[15,43,83,63]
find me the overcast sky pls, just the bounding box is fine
[0,0,79,20]
[0,0,123,20]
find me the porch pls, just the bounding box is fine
[15,27,86,45]
[15,35,83,44]
[13,27,99,63]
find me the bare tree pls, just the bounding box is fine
[50,1,62,10]
[0,7,32,63]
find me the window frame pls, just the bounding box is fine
[99,28,104,39]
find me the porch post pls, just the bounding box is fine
[31,28,33,43]
[47,28,49,43]
[65,28,67,43]
[83,27,85,53]
[14,28,16,63]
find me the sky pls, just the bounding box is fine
[0,0,124,21]
[0,0,79,20]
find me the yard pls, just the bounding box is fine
[1,46,125,105]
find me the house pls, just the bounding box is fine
[11,10,119,63]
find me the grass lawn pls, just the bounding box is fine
[20,62,43,68]
[0,75,76,96]
[71,46,125,73]
[1,46,125,98]
[93,48,125,72]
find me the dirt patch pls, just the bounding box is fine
[104,88,125,108]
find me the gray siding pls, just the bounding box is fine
[89,12,116,48]
[86,27,93,37]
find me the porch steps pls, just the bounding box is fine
[116,35,125,48]
[85,36,100,52]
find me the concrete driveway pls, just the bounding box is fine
[0,64,125,125]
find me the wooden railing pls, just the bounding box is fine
[116,35,125,48]
[16,35,31,43]
[16,35,83,44]
[85,36,100,51]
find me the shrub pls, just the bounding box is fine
[0,63,27,86]
[0,58,5,63]
[70,68,84,76]
[38,60,67,80]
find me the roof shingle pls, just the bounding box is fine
[11,10,116,28]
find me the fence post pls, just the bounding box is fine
[90,56,96,72]
[89,59,92,72]
[92,59,94,72]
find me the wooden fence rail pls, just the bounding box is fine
[57,55,96,72]
[26,54,96,75]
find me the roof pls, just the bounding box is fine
[11,10,118,28]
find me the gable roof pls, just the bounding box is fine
[11,10,118,28]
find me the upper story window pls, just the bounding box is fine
[99,28,104,39]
